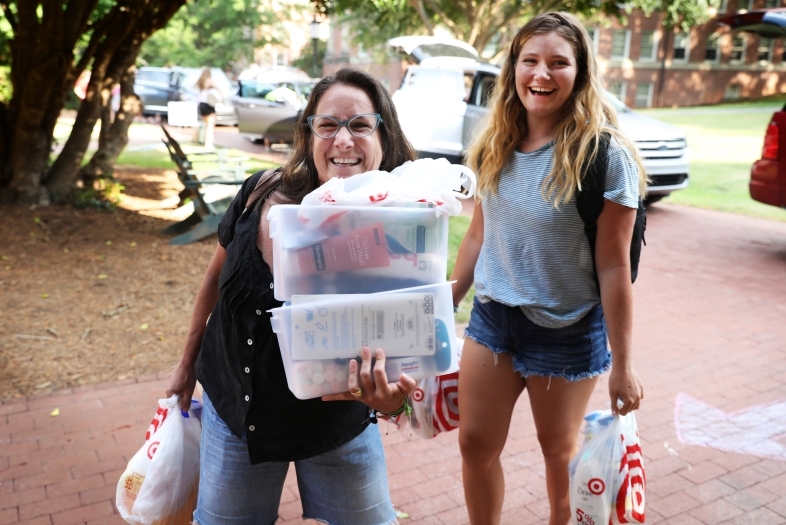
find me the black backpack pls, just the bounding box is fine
[575,133,646,283]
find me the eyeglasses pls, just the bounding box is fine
[307,113,383,139]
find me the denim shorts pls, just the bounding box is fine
[194,391,397,525]
[465,296,611,381]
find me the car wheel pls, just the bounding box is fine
[644,195,665,206]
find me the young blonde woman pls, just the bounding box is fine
[450,12,646,525]
[195,67,219,149]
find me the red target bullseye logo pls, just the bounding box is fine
[587,478,605,495]
[147,441,160,459]
[412,388,425,402]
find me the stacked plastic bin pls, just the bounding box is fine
[267,203,459,399]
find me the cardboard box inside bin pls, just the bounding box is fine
[267,204,449,302]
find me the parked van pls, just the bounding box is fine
[389,36,690,203]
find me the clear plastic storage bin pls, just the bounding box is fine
[269,282,459,400]
[267,204,449,302]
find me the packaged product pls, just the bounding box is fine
[116,396,202,525]
[569,409,646,525]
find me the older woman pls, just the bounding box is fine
[166,67,418,525]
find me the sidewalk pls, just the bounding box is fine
[2,203,786,525]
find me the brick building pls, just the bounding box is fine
[322,0,786,108]
[595,0,786,108]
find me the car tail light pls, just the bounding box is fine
[762,121,779,160]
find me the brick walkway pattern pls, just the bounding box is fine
[2,203,786,525]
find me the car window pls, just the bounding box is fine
[299,82,315,102]
[474,74,496,108]
[463,72,474,101]
[403,68,465,101]
[239,81,277,99]
[265,83,300,106]
[136,70,169,84]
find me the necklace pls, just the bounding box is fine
[520,130,554,146]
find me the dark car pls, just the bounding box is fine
[133,66,238,126]
[718,8,786,209]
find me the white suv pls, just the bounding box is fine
[389,36,690,202]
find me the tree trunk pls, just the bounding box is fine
[6,43,73,205]
[45,13,137,198]
[0,0,185,206]
[98,100,112,154]
[0,103,11,189]
[6,63,66,205]
[1,0,98,205]
[79,63,142,182]
[45,0,186,198]
[656,29,671,108]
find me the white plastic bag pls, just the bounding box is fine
[116,395,202,525]
[569,410,646,525]
[300,157,476,216]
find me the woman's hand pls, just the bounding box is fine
[166,360,198,412]
[322,347,417,414]
[608,365,643,416]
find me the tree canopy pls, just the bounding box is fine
[635,0,720,31]
[139,0,286,69]
[313,0,719,60]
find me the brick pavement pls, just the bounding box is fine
[2,202,786,524]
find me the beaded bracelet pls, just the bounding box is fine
[376,396,412,419]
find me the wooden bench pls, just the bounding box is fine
[160,125,249,245]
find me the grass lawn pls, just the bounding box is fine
[448,215,473,324]
[638,100,786,222]
[115,147,275,174]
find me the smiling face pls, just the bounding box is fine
[514,31,578,130]
[312,84,384,184]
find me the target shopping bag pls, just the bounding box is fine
[116,395,202,525]
[569,409,646,525]
[405,370,460,439]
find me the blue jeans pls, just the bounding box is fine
[465,297,611,381]
[194,391,397,525]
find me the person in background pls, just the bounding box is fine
[238,62,261,81]
[167,67,418,525]
[450,12,647,525]
[195,67,220,150]
[74,70,91,100]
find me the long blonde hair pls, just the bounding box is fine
[465,12,647,205]
[195,67,213,91]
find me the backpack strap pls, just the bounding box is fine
[245,167,283,211]
[576,132,611,279]
[576,132,646,285]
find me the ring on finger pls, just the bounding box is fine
[350,387,364,398]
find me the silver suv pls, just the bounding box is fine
[389,37,690,202]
